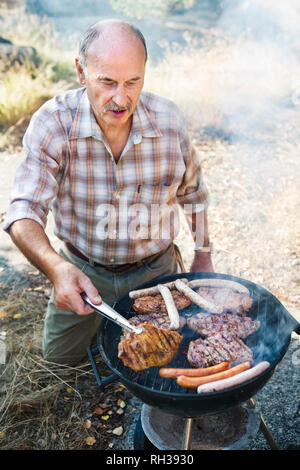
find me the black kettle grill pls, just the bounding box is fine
[87,272,300,418]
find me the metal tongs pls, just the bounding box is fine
[81,293,143,335]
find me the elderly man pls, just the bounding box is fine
[3,19,213,366]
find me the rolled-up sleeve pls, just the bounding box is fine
[3,109,61,233]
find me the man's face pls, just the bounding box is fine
[76,35,146,133]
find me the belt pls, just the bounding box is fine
[65,242,166,273]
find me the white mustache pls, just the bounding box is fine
[104,102,131,113]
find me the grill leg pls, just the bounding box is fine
[182,417,193,450]
[247,398,281,450]
[258,415,281,450]
[87,346,118,389]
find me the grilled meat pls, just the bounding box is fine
[132,290,191,314]
[118,322,182,371]
[187,332,253,368]
[187,313,260,339]
[196,287,253,314]
[129,312,186,331]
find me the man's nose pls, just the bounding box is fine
[113,85,127,107]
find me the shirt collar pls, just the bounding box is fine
[69,90,163,142]
[131,94,163,140]
[69,89,103,141]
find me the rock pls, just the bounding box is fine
[0,37,13,45]
[0,37,39,66]
[112,426,123,436]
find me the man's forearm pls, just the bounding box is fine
[187,208,210,247]
[8,219,65,282]
[9,219,101,314]
[187,208,214,272]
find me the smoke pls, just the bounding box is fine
[204,0,300,212]
[220,0,300,42]
[213,0,300,142]
[198,0,300,323]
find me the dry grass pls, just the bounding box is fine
[145,28,300,138]
[0,62,68,128]
[145,32,226,131]
[0,5,77,148]
[0,271,130,450]
[1,4,76,69]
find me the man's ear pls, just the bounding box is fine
[75,58,86,85]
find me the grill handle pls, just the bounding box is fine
[285,307,300,336]
[87,346,118,389]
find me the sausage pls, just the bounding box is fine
[177,362,251,388]
[129,278,188,299]
[157,284,180,330]
[197,361,270,393]
[159,362,230,379]
[188,278,250,295]
[174,279,223,314]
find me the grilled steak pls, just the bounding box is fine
[196,287,253,314]
[187,313,260,339]
[129,312,186,331]
[187,332,253,368]
[118,322,182,371]
[132,290,191,314]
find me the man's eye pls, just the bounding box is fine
[100,80,114,86]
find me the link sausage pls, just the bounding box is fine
[188,278,250,295]
[159,362,230,378]
[174,279,223,314]
[197,361,271,393]
[157,284,180,330]
[129,278,188,299]
[177,362,251,388]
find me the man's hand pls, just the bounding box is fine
[50,260,102,315]
[9,219,102,315]
[190,251,214,273]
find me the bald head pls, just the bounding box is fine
[78,19,148,71]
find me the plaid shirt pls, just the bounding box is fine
[3,88,208,265]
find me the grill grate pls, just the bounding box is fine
[99,280,273,396]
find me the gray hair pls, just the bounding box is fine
[78,20,148,71]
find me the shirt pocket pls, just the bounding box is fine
[127,184,177,241]
[133,183,175,206]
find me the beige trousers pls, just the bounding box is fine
[42,244,179,366]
